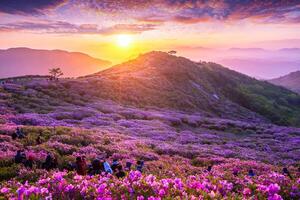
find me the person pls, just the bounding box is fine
[125,162,132,171]
[15,150,26,164]
[111,159,120,171]
[115,165,126,179]
[24,155,34,169]
[90,159,103,175]
[36,134,42,145]
[43,153,53,170]
[51,156,58,169]
[207,165,212,172]
[12,132,18,140]
[16,127,25,139]
[282,167,292,179]
[248,169,255,177]
[76,156,87,176]
[136,160,144,172]
[103,159,113,174]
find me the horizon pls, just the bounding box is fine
[0,1,300,78]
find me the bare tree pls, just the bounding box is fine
[49,68,63,81]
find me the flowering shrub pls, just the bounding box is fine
[0,170,299,200]
[1,80,300,199]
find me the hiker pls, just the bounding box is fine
[11,132,18,140]
[43,153,53,170]
[36,134,42,145]
[16,127,25,139]
[283,167,292,179]
[24,155,34,169]
[207,165,212,172]
[136,160,144,172]
[90,158,103,175]
[103,159,113,174]
[76,156,87,176]
[248,169,255,177]
[125,162,132,171]
[15,150,26,164]
[111,159,120,171]
[115,165,126,179]
[51,156,58,169]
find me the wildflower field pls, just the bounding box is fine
[0,79,299,199]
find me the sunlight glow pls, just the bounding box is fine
[116,34,133,48]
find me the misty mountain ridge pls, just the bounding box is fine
[0,47,111,78]
[269,71,300,94]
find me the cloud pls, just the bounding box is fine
[0,0,67,15]
[99,24,158,35]
[80,0,300,24]
[0,20,158,35]
[172,15,210,24]
[1,0,299,24]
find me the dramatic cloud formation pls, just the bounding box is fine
[0,20,157,35]
[78,0,300,24]
[0,0,67,15]
[1,1,299,23]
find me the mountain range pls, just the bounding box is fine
[1,49,300,126]
[0,47,111,78]
[1,47,300,79]
[3,51,299,126]
[179,47,300,79]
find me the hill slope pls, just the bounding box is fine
[268,71,300,94]
[0,47,111,78]
[86,51,300,126]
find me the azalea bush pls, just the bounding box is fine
[1,80,300,199]
[0,169,299,200]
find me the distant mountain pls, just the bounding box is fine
[178,47,300,78]
[219,58,300,79]
[85,51,300,126]
[0,47,111,78]
[228,48,266,52]
[269,71,300,94]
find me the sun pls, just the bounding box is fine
[116,34,133,48]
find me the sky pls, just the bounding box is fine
[0,0,300,77]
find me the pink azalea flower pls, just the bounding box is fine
[243,188,251,196]
[268,193,283,200]
[0,187,10,194]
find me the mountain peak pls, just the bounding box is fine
[92,51,199,78]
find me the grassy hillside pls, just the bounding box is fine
[200,63,300,126]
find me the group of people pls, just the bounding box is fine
[72,156,144,179]
[12,128,297,180]
[14,150,145,179]
[11,128,43,145]
[14,150,34,168]
[15,151,58,170]
[11,128,25,140]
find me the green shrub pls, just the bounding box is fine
[0,165,19,182]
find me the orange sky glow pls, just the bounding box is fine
[0,1,300,65]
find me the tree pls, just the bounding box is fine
[49,68,63,81]
[168,50,177,55]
